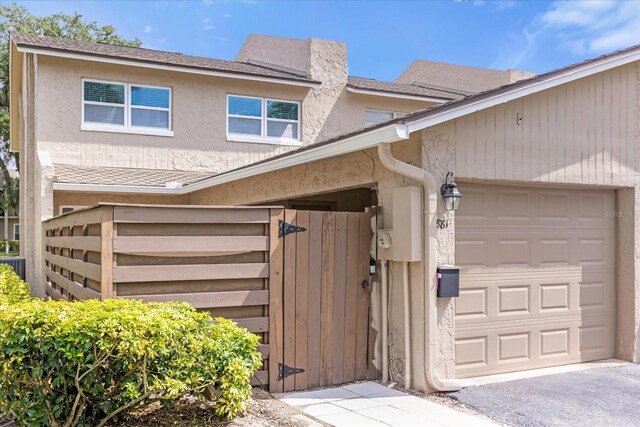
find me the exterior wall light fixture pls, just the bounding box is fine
[440,172,462,211]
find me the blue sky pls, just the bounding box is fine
[12,0,640,81]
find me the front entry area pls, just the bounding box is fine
[454,184,616,378]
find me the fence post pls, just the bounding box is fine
[100,206,114,299]
[268,208,284,393]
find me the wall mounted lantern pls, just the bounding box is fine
[440,172,462,211]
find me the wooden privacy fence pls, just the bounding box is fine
[43,204,275,387]
[43,204,376,392]
[269,209,375,393]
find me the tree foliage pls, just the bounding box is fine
[0,3,141,210]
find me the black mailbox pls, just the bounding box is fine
[437,266,460,297]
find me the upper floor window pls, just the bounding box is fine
[82,79,173,137]
[227,95,301,146]
[365,109,404,127]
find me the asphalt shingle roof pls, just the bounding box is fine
[11,32,319,85]
[53,164,214,187]
[347,77,467,101]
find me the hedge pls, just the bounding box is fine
[0,240,19,253]
[0,266,262,426]
[0,263,31,306]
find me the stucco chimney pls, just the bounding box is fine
[396,60,535,94]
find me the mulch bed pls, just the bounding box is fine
[2,389,310,427]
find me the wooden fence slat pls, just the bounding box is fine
[44,236,101,252]
[294,210,310,390]
[343,212,360,383]
[44,207,102,230]
[306,211,323,389]
[125,290,268,309]
[258,344,270,358]
[332,213,348,385]
[283,210,297,392]
[113,206,270,224]
[46,268,100,300]
[233,316,269,333]
[45,284,68,301]
[113,235,269,256]
[251,370,269,387]
[45,253,101,282]
[356,212,372,379]
[268,209,285,393]
[320,212,336,387]
[112,263,269,283]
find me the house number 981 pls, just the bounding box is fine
[436,218,451,229]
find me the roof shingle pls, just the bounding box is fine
[53,164,214,187]
[347,77,466,101]
[11,32,320,85]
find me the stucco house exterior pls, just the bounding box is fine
[11,31,640,393]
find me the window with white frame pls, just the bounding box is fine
[13,224,19,241]
[364,109,405,127]
[82,79,172,134]
[227,95,300,145]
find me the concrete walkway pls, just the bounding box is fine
[280,381,498,427]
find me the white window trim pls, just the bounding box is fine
[59,205,86,215]
[365,109,404,127]
[12,223,19,240]
[226,94,302,146]
[81,78,174,137]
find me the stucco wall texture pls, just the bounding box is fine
[188,61,640,391]
[35,39,433,173]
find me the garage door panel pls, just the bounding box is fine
[455,184,615,378]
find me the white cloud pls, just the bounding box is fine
[202,17,213,31]
[542,1,640,53]
[223,13,231,18]
[491,0,640,70]
[143,25,157,34]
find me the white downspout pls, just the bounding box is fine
[402,261,411,390]
[381,260,389,383]
[377,142,463,392]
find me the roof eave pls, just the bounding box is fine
[346,85,451,103]
[14,44,322,88]
[52,182,184,195]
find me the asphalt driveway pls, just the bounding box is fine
[448,364,640,427]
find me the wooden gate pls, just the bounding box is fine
[269,209,373,392]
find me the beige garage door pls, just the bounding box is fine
[454,184,616,378]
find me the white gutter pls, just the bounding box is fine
[52,124,410,195]
[377,143,463,392]
[347,86,449,103]
[15,46,321,89]
[52,182,181,194]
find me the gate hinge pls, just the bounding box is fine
[278,363,305,380]
[279,219,307,238]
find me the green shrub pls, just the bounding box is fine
[0,299,262,426]
[0,240,19,253]
[0,263,32,306]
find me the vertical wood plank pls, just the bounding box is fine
[100,206,114,299]
[306,211,323,389]
[283,210,297,392]
[343,212,360,383]
[356,212,373,380]
[331,212,348,385]
[320,212,335,386]
[268,208,285,393]
[294,210,310,390]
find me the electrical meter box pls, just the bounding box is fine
[388,186,422,262]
